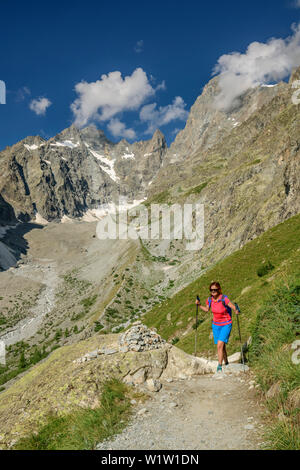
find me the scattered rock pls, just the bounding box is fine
[73,346,118,363]
[131,368,147,385]
[227,351,241,363]
[244,424,255,430]
[146,379,162,392]
[178,374,187,380]
[266,381,281,400]
[103,348,118,355]
[287,387,300,409]
[225,363,249,374]
[278,412,287,422]
[169,402,178,408]
[137,408,148,416]
[241,286,252,295]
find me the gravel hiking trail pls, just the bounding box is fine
[97,370,265,450]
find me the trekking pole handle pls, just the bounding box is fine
[196,295,200,303]
[234,302,241,313]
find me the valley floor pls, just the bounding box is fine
[97,371,265,451]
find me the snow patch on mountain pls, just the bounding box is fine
[50,140,80,149]
[122,153,135,160]
[81,198,146,222]
[34,213,49,225]
[87,148,120,183]
[24,144,41,151]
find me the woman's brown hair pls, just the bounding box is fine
[209,281,222,294]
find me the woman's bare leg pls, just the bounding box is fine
[217,341,225,365]
[223,344,228,364]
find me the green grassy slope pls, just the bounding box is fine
[13,379,133,450]
[250,280,300,449]
[143,213,300,358]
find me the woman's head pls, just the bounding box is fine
[209,281,222,296]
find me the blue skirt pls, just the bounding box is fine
[212,323,232,344]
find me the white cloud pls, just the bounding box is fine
[29,97,52,115]
[71,68,155,127]
[15,86,31,102]
[107,118,136,140]
[213,23,300,111]
[139,96,189,134]
[172,127,182,135]
[134,40,144,53]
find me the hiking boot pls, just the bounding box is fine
[217,364,222,373]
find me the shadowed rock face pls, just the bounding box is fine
[0,194,16,225]
[0,126,167,222]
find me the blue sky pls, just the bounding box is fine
[0,0,300,150]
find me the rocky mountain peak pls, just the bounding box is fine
[166,73,286,164]
[289,65,300,84]
[0,124,168,223]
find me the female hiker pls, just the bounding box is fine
[196,282,239,372]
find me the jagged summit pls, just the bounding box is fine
[166,72,286,164]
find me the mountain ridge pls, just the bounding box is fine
[0,125,167,224]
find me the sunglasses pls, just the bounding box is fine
[210,288,218,292]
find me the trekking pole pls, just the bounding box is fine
[235,303,245,371]
[194,296,200,356]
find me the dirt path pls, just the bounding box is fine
[97,370,265,450]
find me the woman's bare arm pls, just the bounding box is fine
[199,305,209,313]
[228,300,239,314]
[195,300,209,313]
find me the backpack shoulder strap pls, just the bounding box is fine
[208,297,212,310]
[222,295,232,315]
